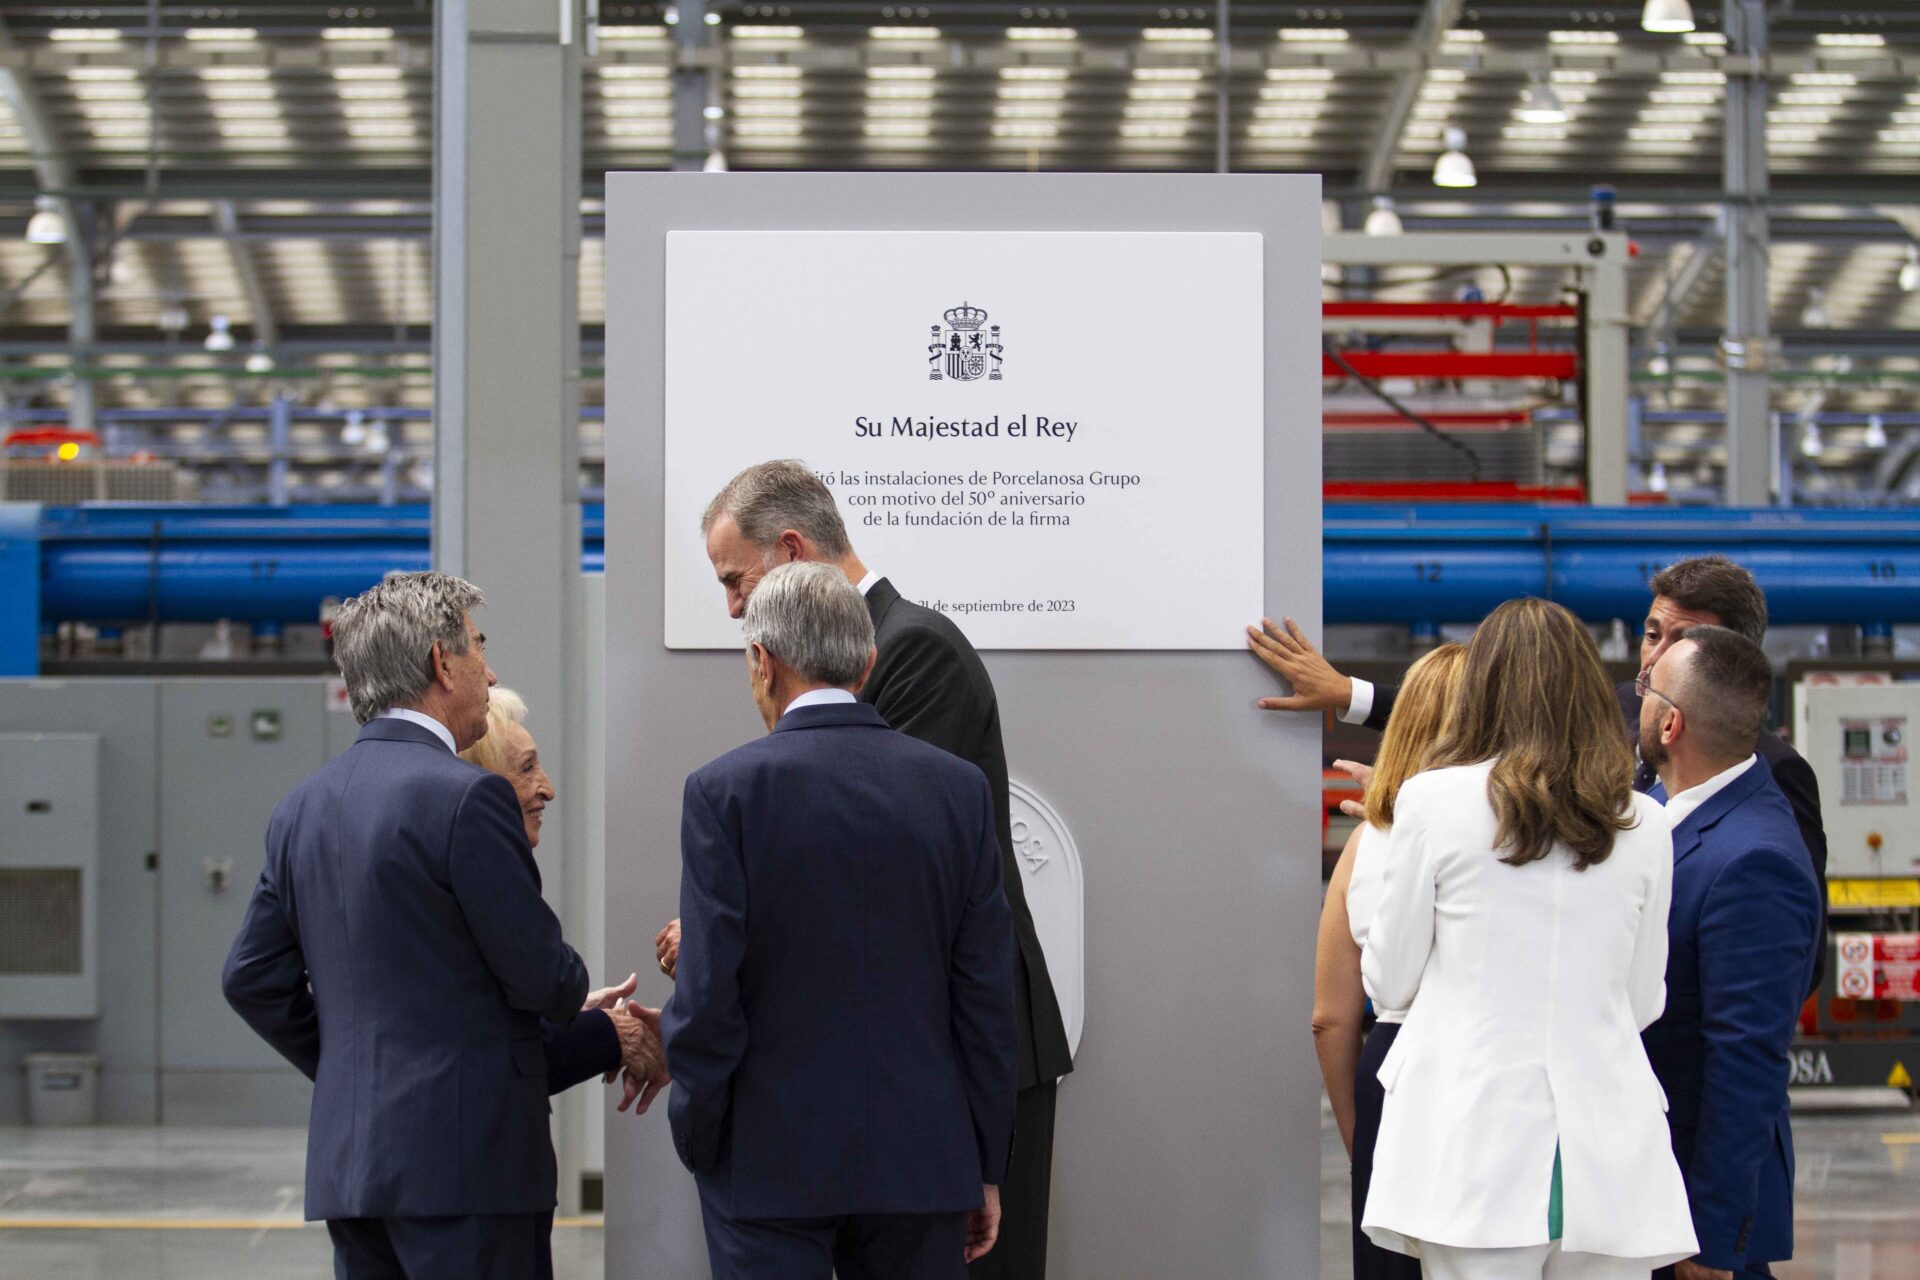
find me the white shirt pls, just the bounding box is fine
[376,707,456,754]
[855,570,880,597]
[1658,754,1758,832]
[783,688,857,718]
[1341,677,1376,726]
[1344,822,1407,1023]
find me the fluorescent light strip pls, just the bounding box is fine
[1121,121,1189,138]
[994,102,1061,119]
[1502,125,1569,141]
[333,67,404,80]
[50,29,123,42]
[1007,28,1077,41]
[1129,85,1201,101]
[732,83,802,98]
[1443,29,1485,44]
[1816,33,1884,48]
[1779,90,1845,105]
[998,84,1066,100]
[1628,126,1696,141]
[1262,86,1328,102]
[733,26,805,39]
[992,122,1058,139]
[1267,68,1334,82]
[735,120,802,137]
[732,66,801,79]
[867,66,935,78]
[1684,33,1727,46]
[601,65,673,78]
[597,26,668,39]
[68,68,138,80]
[186,28,256,42]
[1548,30,1619,45]
[1279,28,1349,42]
[1143,28,1212,42]
[1791,72,1857,86]
[600,82,671,98]
[1002,67,1068,80]
[866,84,934,100]
[337,83,408,100]
[1662,71,1726,84]
[601,101,670,118]
[1651,89,1719,104]
[72,83,145,100]
[1248,123,1313,139]
[1124,102,1196,119]
[606,120,672,137]
[323,28,395,40]
[870,27,940,40]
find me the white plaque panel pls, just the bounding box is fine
[663,230,1264,649]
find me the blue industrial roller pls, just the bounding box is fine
[1324,505,1920,628]
[19,503,1920,634]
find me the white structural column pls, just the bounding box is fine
[672,0,713,170]
[1722,0,1773,504]
[432,0,588,1206]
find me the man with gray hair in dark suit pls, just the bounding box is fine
[223,570,667,1280]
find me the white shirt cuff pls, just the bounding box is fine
[1337,678,1374,726]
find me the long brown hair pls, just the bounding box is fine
[1424,597,1636,870]
[1365,643,1467,829]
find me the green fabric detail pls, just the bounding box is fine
[1548,1144,1564,1241]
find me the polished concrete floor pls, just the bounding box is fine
[1,1100,1914,1278]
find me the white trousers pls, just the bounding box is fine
[1418,1241,1653,1280]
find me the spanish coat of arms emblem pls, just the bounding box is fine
[928,302,1003,382]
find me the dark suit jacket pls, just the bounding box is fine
[222,717,590,1220]
[544,1010,618,1095]
[1641,763,1821,1272]
[862,576,1073,1090]
[1619,681,1830,995]
[661,701,1019,1219]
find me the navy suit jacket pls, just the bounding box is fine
[662,701,1019,1220]
[1642,762,1821,1272]
[222,717,591,1220]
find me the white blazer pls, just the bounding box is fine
[1359,760,1697,1266]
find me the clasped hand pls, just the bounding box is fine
[583,973,670,1115]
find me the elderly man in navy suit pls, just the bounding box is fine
[1639,626,1823,1280]
[664,561,1019,1280]
[222,571,669,1280]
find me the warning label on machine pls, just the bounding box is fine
[1839,716,1909,805]
[1835,932,1920,1001]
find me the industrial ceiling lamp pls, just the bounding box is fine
[1517,75,1569,125]
[703,149,729,172]
[340,408,368,446]
[1864,414,1889,449]
[1800,420,1824,458]
[1432,127,1477,188]
[1800,288,1830,329]
[204,313,236,352]
[1648,344,1672,377]
[1900,244,1920,293]
[1647,460,1669,494]
[157,302,189,334]
[245,344,275,374]
[1641,0,1696,35]
[25,195,67,245]
[1364,195,1403,236]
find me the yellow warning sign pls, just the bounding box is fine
[1830,879,1920,909]
[1890,1061,1914,1090]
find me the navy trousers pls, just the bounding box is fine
[699,1199,968,1280]
[327,1212,554,1280]
[1352,1020,1422,1280]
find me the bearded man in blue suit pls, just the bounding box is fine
[1639,626,1822,1280]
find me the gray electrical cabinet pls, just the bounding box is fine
[156,679,326,1124]
[0,733,101,1019]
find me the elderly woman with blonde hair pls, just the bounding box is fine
[462,687,667,1114]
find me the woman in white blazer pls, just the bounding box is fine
[1360,597,1697,1280]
